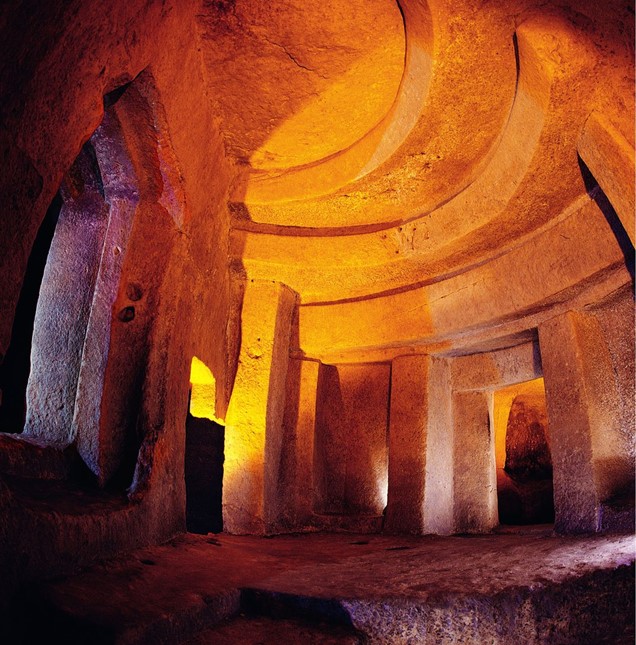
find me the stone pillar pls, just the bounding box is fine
[539,310,627,533]
[452,390,498,533]
[385,355,456,536]
[223,280,296,534]
[422,357,454,534]
[313,364,345,515]
[270,357,320,532]
[385,354,429,534]
[24,185,108,444]
[71,193,138,484]
[69,115,140,486]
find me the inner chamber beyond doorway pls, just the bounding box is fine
[493,377,555,526]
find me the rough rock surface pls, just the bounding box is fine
[5,530,633,644]
[0,2,633,641]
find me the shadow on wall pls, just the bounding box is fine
[578,156,634,281]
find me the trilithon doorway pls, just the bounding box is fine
[493,377,555,525]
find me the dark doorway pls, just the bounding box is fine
[185,413,225,534]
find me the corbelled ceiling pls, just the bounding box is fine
[192,0,634,362]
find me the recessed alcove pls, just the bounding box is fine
[313,363,389,521]
[493,378,555,526]
[0,90,146,495]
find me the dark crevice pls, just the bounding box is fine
[103,81,132,108]
[578,155,634,281]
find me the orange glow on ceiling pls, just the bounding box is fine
[200,0,405,173]
[250,33,404,171]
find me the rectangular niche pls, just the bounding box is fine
[314,363,390,517]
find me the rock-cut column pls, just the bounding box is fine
[539,310,628,533]
[223,280,296,534]
[24,164,109,445]
[270,357,320,532]
[385,355,457,535]
[452,390,498,533]
[385,354,430,534]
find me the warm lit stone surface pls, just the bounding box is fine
[0,0,633,636]
[385,355,430,535]
[420,357,454,535]
[6,531,633,644]
[578,112,635,245]
[314,363,390,518]
[540,310,632,533]
[452,390,498,533]
[198,0,405,172]
[224,280,297,534]
[274,358,320,532]
[590,286,636,466]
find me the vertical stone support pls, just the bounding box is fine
[24,182,108,444]
[271,357,320,532]
[314,364,345,515]
[223,280,296,534]
[539,310,627,533]
[69,115,140,486]
[71,193,138,483]
[385,354,429,534]
[422,357,454,534]
[452,390,498,533]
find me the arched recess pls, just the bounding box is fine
[1,71,186,491]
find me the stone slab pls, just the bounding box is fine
[4,530,633,644]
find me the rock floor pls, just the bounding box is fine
[5,526,634,644]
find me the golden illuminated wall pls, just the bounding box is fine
[0,0,631,562]
[189,357,223,424]
[204,0,633,537]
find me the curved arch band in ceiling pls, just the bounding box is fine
[231,20,556,304]
[230,0,434,209]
